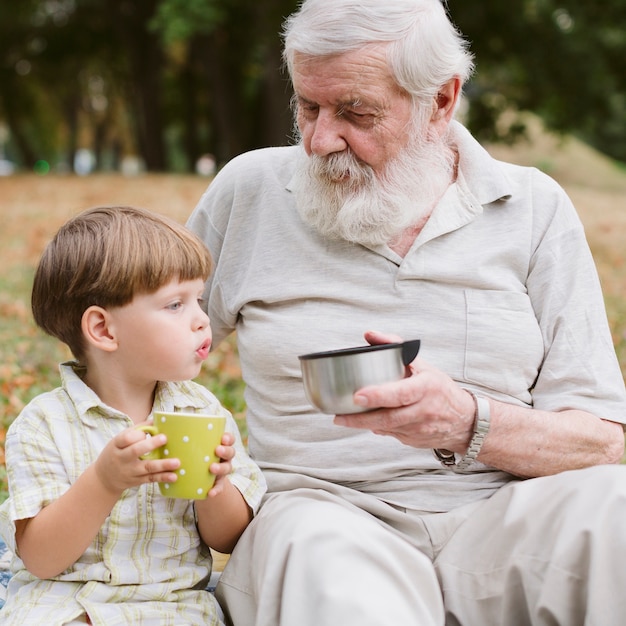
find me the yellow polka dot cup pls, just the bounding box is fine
[138,412,226,499]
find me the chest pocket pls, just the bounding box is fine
[463,290,544,399]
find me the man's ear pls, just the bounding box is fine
[431,77,462,129]
[81,305,118,352]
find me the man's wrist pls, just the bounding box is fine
[433,390,491,471]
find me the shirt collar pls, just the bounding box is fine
[449,120,512,206]
[59,361,209,423]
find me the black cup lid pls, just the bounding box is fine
[298,342,402,361]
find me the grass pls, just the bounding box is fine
[0,128,625,495]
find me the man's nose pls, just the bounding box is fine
[308,110,348,157]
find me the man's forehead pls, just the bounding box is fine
[291,49,398,105]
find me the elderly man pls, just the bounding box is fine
[187,0,626,624]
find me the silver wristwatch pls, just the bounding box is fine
[433,390,491,471]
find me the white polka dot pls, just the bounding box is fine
[163,449,170,456]
[207,424,214,430]
[204,456,210,463]
[164,484,170,490]
[183,435,190,443]
[197,488,203,495]
[180,469,186,476]
[160,416,167,423]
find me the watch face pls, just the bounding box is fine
[433,448,456,466]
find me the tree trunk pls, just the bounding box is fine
[201,30,247,167]
[105,0,167,171]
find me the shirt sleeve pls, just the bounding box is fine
[0,401,71,554]
[221,407,267,514]
[525,170,626,421]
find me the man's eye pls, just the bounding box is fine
[345,111,376,127]
[298,101,319,117]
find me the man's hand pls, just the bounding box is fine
[334,332,475,453]
[335,331,625,477]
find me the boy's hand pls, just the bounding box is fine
[94,423,181,494]
[206,431,236,497]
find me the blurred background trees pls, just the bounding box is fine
[0,0,624,173]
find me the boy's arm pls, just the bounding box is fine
[193,431,253,553]
[15,425,179,579]
[15,463,123,578]
[194,478,253,554]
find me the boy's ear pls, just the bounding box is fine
[81,306,118,352]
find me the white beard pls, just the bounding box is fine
[291,123,456,247]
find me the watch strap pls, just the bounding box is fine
[433,390,491,471]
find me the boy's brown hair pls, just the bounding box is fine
[32,205,213,361]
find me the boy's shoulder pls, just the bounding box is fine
[7,384,74,433]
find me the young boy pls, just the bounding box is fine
[0,206,266,624]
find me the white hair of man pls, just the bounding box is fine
[282,0,474,111]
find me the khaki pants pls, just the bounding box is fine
[216,465,626,626]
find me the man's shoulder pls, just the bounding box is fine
[217,145,300,184]
[452,121,568,206]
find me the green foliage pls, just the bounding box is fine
[0,467,7,503]
[448,0,626,161]
[1,0,625,169]
[150,0,228,44]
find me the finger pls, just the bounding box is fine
[334,407,400,431]
[135,433,167,459]
[140,457,180,485]
[363,329,403,346]
[143,457,180,475]
[207,480,224,498]
[114,427,149,449]
[215,444,235,462]
[220,431,235,446]
[353,376,423,412]
[210,460,232,477]
[333,416,371,430]
[141,471,179,485]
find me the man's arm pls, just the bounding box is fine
[335,332,625,478]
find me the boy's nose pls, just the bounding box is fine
[194,307,210,331]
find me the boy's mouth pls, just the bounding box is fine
[196,339,211,360]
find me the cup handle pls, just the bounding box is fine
[135,425,161,460]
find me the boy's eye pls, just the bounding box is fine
[167,301,182,311]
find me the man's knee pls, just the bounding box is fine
[254,491,382,559]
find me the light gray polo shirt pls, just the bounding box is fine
[188,121,626,512]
